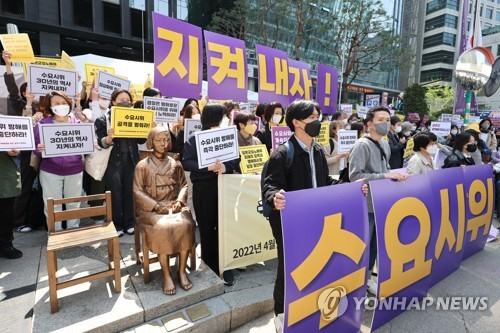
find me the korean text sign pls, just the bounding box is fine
[153,12,203,99]
[184,119,202,142]
[316,64,339,114]
[256,44,289,106]
[143,96,180,123]
[239,144,269,174]
[288,59,312,103]
[337,130,358,153]
[39,123,95,158]
[28,65,78,97]
[0,33,35,62]
[111,107,155,138]
[430,121,451,138]
[271,126,293,151]
[96,70,131,99]
[314,122,330,147]
[194,126,239,169]
[0,115,35,151]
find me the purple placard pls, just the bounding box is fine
[256,44,289,106]
[255,116,262,133]
[271,126,292,151]
[204,31,248,102]
[370,174,438,330]
[316,64,338,114]
[427,167,466,286]
[288,59,313,104]
[462,164,494,260]
[407,112,420,122]
[281,182,369,333]
[153,12,203,99]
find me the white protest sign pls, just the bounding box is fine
[480,132,489,143]
[28,65,78,97]
[39,123,95,158]
[248,101,258,111]
[340,104,353,115]
[440,114,452,122]
[195,126,239,169]
[451,114,462,122]
[143,96,180,123]
[467,116,481,123]
[0,115,35,151]
[365,94,380,107]
[239,103,250,112]
[356,106,370,118]
[430,121,452,138]
[337,130,358,153]
[96,70,131,99]
[184,119,202,142]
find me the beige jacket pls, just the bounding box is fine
[323,138,345,175]
[407,151,434,175]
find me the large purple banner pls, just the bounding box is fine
[316,64,339,114]
[288,59,313,104]
[204,31,248,102]
[281,182,369,333]
[153,12,203,99]
[256,44,289,106]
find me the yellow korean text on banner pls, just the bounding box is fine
[404,138,414,159]
[22,57,62,81]
[130,83,144,102]
[239,144,269,174]
[61,51,77,71]
[111,107,155,138]
[315,122,330,146]
[0,33,35,62]
[218,174,277,274]
[84,63,115,94]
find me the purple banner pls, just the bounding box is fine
[271,126,292,151]
[370,174,438,330]
[281,182,369,333]
[204,31,248,102]
[316,64,338,114]
[288,59,313,104]
[462,164,494,260]
[153,12,203,99]
[256,44,289,106]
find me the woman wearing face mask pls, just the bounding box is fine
[34,91,84,231]
[324,120,348,175]
[479,119,497,151]
[95,89,146,237]
[445,124,460,148]
[407,133,437,175]
[388,116,406,169]
[255,102,284,153]
[443,132,476,168]
[173,104,201,159]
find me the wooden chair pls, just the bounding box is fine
[46,191,121,313]
[134,223,197,283]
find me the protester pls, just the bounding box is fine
[407,133,436,175]
[34,91,84,231]
[443,132,476,168]
[479,119,497,152]
[173,104,201,158]
[349,105,407,295]
[182,104,238,285]
[388,116,405,169]
[350,121,365,139]
[234,111,262,147]
[465,124,485,165]
[255,102,284,153]
[255,103,267,124]
[347,114,360,127]
[401,121,413,139]
[223,101,240,126]
[262,99,367,318]
[0,149,22,259]
[143,87,162,98]
[95,89,146,236]
[444,124,460,147]
[324,120,348,176]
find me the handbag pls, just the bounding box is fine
[84,116,112,181]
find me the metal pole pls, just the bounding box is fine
[464,90,472,125]
[141,4,145,63]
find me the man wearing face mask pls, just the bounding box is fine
[349,106,407,296]
[388,116,406,169]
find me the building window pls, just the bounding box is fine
[420,69,453,82]
[497,45,500,56]
[73,0,93,28]
[425,14,458,31]
[2,0,24,15]
[154,0,168,15]
[496,11,500,21]
[486,8,493,19]
[130,8,147,38]
[426,0,459,15]
[421,50,455,66]
[103,2,121,34]
[423,32,456,48]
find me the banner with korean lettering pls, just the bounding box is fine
[0,115,35,151]
[39,123,95,158]
[218,174,277,274]
[184,119,202,142]
[204,31,247,102]
[97,70,131,99]
[28,65,78,97]
[194,126,239,169]
[281,182,369,333]
[256,44,289,106]
[316,64,338,114]
[239,144,269,174]
[143,96,180,123]
[288,59,312,104]
[271,126,293,151]
[153,12,202,99]
[111,107,155,138]
[0,33,35,62]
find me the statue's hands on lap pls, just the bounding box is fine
[172,201,182,214]
[155,203,170,214]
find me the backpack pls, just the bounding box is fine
[258,141,294,218]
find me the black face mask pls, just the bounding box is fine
[466,144,477,153]
[302,120,322,137]
[116,101,132,108]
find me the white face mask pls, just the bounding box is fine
[426,145,438,155]
[52,104,70,116]
[395,126,402,133]
[451,130,458,135]
[272,114,282,125]
[342,119,348,125]
[220,116,230,127]
[98,99,109,110]
[403,131,411,136]
[191,114,201,120]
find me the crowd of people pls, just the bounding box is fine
[2,49,499,326]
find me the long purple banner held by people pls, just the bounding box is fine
[153,12,203,99]
[281,182,370,333]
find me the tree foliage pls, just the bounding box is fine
[425,84,455,121]
[403,83,429,118]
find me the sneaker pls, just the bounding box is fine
[0,246,23,259]
[125,227,134,235]
[366,279,378,295]
[274,314,284,333]
[15,225,32,233]
[223,270,234,286]
[117,230,125,237]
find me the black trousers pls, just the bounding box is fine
[269,216,284,315]
[193,178,220,275]
[12,151,37,227]
[0,197,16,248]
[105,155,135,231]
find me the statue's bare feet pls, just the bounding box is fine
[178,270,193,291]
[162,274,176,295]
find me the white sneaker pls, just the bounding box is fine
[274,314,284,333]
[366,279,378,295]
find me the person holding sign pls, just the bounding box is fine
[34,91,84,231]
[234,112,261,148]
[133,126,196,295]
[407,133,437,175]
[182,104,238,285]
[387,116,406,169]
[173,104,201,159]
[95,89,146,237]
[324,120,348,176]
[256,102,284,153]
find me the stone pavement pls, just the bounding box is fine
[2,218,500,333]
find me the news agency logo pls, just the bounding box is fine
[317,286,348,323]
